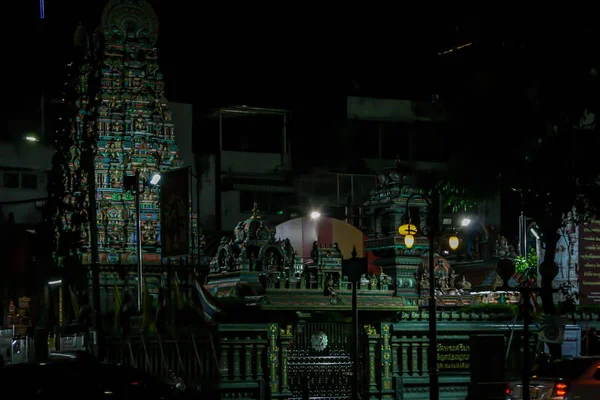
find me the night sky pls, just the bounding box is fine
[5,1,598,140]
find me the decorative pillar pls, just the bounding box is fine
[233,340,242,381]
[421,335,429,375]
[401,336,409,376]
[280,325,293,396]
[256,343,265,380]
[380,323,393,397]
[220,339,230,381]
[267,324,280,395]
[391,341,400,377]
[411,336,419,375]
[244,340,253,381]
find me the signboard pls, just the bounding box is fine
[437,340,470,371]
[160,168,190,258]
[578,220,600,304]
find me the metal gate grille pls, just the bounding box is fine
[288,322,353,399]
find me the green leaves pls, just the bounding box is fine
[514,249,538,282]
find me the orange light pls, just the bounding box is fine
[448,235,459,250]
[554,382,567,396]
[404,234,415,249]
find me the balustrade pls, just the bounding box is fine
[217,324,271,399]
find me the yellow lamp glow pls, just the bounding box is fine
[448,235,459,250]
[404,234,415,249]
[398,224,417,236]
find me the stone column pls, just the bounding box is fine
[256,343,265,380]
[411,336,419,375]
[401,336,409,376]
[245,341,253,381]
[220,339,230,381]
[421,335,429,375]
[233,340,242,381]
[392,341,400,377]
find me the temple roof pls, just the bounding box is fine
[233,203,275,244]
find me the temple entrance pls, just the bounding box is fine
[288,322,353,399]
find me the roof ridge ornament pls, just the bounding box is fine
[251,202,260,219]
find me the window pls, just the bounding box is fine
[21,174,38,189]
[3,172,19,188]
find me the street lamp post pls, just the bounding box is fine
[124,170,161,311]
[398,191,460,400]
[342,245,367,400]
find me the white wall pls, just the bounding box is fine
[0,140,54,225]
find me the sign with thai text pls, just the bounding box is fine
[578,220,600,305]
[436,340,470,371]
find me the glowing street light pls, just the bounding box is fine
[25,135,39,142]
[448,235,460,250]
[310,211,321,219]
[461,218,471,227]
[149,172,161,186]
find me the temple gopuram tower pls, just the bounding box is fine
[51,0,185,309]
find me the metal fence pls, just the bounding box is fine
[103,333,220,389]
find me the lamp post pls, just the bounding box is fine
[398,192,460,400]
[124,170,161,311]
[342,245,367,400]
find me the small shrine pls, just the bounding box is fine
[206,203,413,311]
[362,167,475,310]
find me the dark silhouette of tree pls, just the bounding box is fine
[434,24,599,358]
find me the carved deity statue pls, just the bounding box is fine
[461,276,472,290]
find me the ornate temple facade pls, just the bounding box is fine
[203,174,525,400]
[51,0,192,310]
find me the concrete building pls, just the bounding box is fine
[0,140,54,226]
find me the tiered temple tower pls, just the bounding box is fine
[51,0,188,309]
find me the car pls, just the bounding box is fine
[506,356,600,400]
[0,358,192,399]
